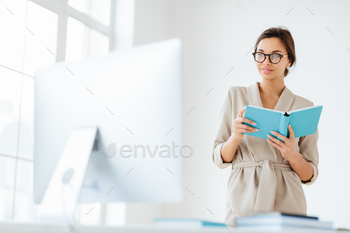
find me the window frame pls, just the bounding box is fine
[30,0,117,62]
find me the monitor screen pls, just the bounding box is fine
[33,38,185,205]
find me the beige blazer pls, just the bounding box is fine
[212,82,319,227]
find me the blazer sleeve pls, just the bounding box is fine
[212,88,236,169]
[297,103,320,186]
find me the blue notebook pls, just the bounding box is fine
[242,105,323,141]
[235,212,333,230]
[153,218,226,227]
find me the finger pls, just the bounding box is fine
[271,130,288,142]
[236,125,258,132]
[237,107,246,118]
[237,128,255,134]
[267,134,285,145]
[239,128,257,134]
[234,117,255,126]
[237,124,259,131]
[288,125,295,138]
[241,117,257,126]
[267,137,283,149]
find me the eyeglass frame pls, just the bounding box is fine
[252,52,288,64]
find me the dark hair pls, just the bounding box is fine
[253,26,296,78]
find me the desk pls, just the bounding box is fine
[0,223,340,233]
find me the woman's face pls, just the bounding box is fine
[255,37,291,81]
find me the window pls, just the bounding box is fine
[66,16,109,62]
[0,0,132,224]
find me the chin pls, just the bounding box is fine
[260,73,275,79]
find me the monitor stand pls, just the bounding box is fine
[39,126,102,229]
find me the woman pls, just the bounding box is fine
[212,27,319,227]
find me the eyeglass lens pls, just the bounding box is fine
[254,53,281,64]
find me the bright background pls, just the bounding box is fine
[0,0,349,229]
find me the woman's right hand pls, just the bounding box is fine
[232,106,259,140]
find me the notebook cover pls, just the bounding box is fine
[242,105,323,140]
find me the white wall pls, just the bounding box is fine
[133,0,171,47]
[131,0,350,229]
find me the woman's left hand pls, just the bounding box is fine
[267,124,297,161]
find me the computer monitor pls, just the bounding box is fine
[33,38,185,207]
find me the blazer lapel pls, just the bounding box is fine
[273,85,295,112]
[247,82,263,108]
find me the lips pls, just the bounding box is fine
[261,68,272,74]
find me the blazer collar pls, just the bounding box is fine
[247,81,295,112]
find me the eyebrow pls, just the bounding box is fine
[258,49,283,53]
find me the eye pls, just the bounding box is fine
[271,54,281,58]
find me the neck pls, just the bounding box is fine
[258,79,285,98]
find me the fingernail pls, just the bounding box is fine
[253,122,257,125]
[255,129,259,132]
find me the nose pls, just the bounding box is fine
[263,54,272,65]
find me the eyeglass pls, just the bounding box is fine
[252,52,288,64]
